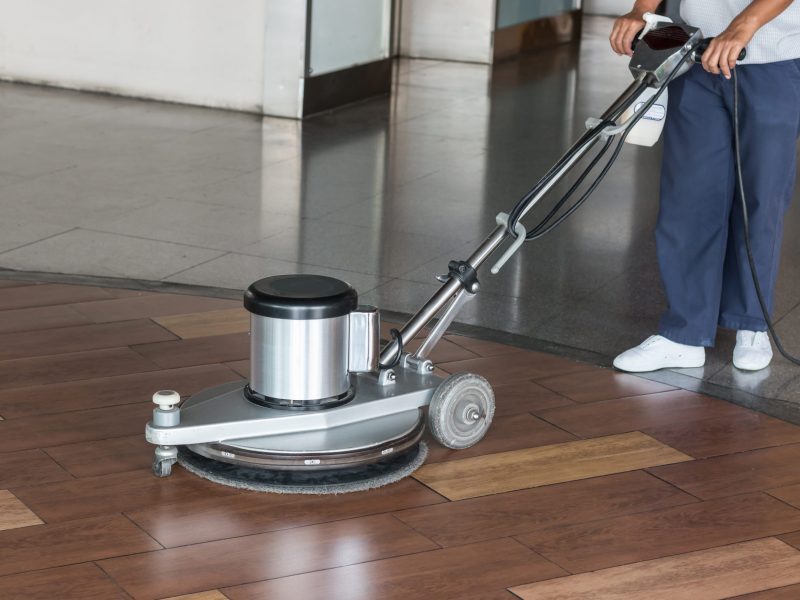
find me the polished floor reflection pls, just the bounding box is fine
[4,279,800,599]
[0,17,798,412]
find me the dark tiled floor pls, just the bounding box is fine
[0,17,798,416]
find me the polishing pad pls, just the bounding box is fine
[178,443,429,495]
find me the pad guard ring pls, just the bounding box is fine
[186,408,426,471]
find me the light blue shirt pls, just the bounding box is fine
[681,0,800,63]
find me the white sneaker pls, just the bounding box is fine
[733,330,772,371]
[613,335,705,372]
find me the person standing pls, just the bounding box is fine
[610,0,800,372]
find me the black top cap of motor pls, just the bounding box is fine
[244,274,358,320]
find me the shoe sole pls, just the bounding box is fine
[613,358,705,373]
[732,361,772,371]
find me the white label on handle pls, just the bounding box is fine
[634,102,666,121]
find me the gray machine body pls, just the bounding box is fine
[146,371,439,466]
[147,21,708,476]
[146,275,431,468]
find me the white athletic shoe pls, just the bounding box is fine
[613,335,705,373]
[733,330,773,371]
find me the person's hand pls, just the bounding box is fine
[701,20,756,78]
[610,9,647,56]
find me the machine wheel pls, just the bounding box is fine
[428,372,495,449]
[153,456,175,478]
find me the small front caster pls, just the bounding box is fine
[153,445,178,478]
[428,372,495,449]
[149,391,181,478]
[153,456,175,477]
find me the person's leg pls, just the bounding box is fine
[614,66,735,373]
[656,65,736,347]
[718,59,800,333]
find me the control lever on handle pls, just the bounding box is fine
[630,12,673,52]
[641,12,673,36]
[693,38,747,63]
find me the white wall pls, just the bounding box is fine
[497,0,581,28]
[309,0,391,76]
[400,0,496,63]
[584,1,682,20]
[262,2,307,119]
[0,0,269,112]
[583,0,631,15]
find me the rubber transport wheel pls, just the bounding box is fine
[428,372,495,449]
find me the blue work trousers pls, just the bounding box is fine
[657,60,800,347]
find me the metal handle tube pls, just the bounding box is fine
[600,77,650,121]
[379,226,506,367]
[378,77,653,368]
[413,287,474,360]
[516,135,603,222]
[512,78,649,224]
[381,124,605,365]
[379,277,460,367]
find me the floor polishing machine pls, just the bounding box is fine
[145,16,741,490]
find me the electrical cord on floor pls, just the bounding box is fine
[733,67,800,365]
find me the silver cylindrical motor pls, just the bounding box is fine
[243,274,378,410]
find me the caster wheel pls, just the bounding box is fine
[428,372,495,449]
[153,456,175,478]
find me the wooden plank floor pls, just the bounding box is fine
[2,279,800,599]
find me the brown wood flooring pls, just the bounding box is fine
[1,279,800,599]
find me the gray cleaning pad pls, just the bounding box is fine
[178,442,429,495]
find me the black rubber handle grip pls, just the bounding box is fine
[694,38,747,63]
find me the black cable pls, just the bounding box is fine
[524,52,692,241]
[532,99,648,240]
[732,68,800,365]
[529,133,628,240]
[505,121,614,237]
[508,50,694,244]
[528,135,616,238]
[385,328,404,369]
[508,122,611,229]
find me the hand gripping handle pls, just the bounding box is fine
[693,38,747,63]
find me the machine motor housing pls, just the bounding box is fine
[243,274,379,410]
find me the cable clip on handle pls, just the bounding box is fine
[584,117,628,138]
[491,213,526,275]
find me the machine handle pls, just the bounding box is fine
[631,33,747,64]
[693,38,747,63]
